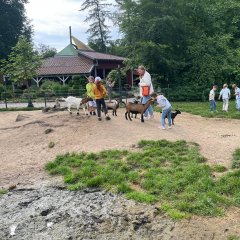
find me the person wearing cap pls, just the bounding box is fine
[232,84,240,111]
[93,76,111,121]
[218,83,231,112]
[138,65,154,120]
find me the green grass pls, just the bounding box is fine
[154,101,240,119]
[232,149,240,169]
[211,164,227,173]
[45,140,240,219]
[0,107,41,112]
[0,189,8,196]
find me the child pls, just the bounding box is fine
[232,84,240,111]
[218,83,231,112]
[93,76,111,121]
[151,92,172,130]
[86,76,96,115]
[106,78,115,103]
[209,85,218,112]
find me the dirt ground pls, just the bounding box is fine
[1,109,240,239]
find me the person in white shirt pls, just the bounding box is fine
[218,83,231,112]
[209,85,218,112]
[232,84,240,111]
[138,65,154,120]
[151,92,172,130]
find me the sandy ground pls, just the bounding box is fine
[1,109,240,239]
[0,109,240,188]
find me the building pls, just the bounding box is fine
[34,35,133,87]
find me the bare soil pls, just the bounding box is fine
[0,109,240,239]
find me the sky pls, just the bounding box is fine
[25,0,120,51]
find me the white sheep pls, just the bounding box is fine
[61,96,91,115]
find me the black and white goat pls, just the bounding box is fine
[164,109,181,125]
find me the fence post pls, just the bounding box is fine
[4,90,7,109]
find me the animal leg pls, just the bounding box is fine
[125,112,128,120]
[172,118,174,125]
[141,114,144,123]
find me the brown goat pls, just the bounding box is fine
[125,98,155,123]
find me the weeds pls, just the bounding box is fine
[232,149,240,169]
[45,140,240,219]
[0,189,8,196]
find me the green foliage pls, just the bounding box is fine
[1,37,41,87]
[232,149,240,169]
[211,164,227,173]
[0,188,7,196]
[115,0,240,89]
[0,0,32,59]
[36,44,57,59]
[80,0,112,52]
[45,140,240,219]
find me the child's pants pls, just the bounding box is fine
[222,99,229,112]
[161,107,172,128]
[96,98,107,118]
[210,100,216,112]
[236,99,240,111]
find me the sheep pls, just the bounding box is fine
[125,97,155,123]
[61,96,92,115]
[105,100,120,116]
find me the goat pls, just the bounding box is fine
[131,98,141,118]
[125,98,155,123]
[61,96,92,115]
[105,100,119,116]
[163,109,181,125]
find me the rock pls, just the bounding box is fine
[44,128,53,134]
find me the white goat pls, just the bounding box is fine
[61,96,89,115]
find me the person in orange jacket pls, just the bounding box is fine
[93,76,111,121]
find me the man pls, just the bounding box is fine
[232,84,240,111]
[218,83,231,112]
[138,65,154,120]
[209,85,218,113]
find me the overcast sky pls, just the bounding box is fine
[25,0,119,51]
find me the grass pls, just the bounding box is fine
[232,149,240,169]
[45,140,240,219]
[154,101,240,119]
[0,107,41,112]
[0,189,8,196]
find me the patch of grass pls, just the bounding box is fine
[211,164,227,173]
[45,140,240,219]
[154,101,240,119]
[48,141,55,149]
[228,236,240,240]
[232,149,240,169]
[0,107,41,112]
[0,189,8,196]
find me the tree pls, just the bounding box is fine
[80,0,112,53]
[0,0,32,59]
[1,36,42,88]
[36,44,57,59]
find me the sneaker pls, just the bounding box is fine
[168,126,172,129]
[149,114,154,120]
[158,126,165,130]
[98,117,102,121]
[144,116,150,120]
[106,116,111,120]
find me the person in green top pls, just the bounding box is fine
[86,76,96,115]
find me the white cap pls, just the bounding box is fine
[95,76,102,82]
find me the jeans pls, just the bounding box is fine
[161,107,172,128]
[222,99,229,111]
[96,98,107,118]
[210,100,216,112]
[141,96,153,117]
[236,99,240,111]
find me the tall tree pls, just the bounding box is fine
[1,36,42,87]
[80,0,112,52]
[36,44,57,59]
[0,0,32,59]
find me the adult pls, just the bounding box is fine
[209,85,218,112]
[138,65,154,120]
[218,83,231,112]
[232,84,240,111]
[106,78,115,102]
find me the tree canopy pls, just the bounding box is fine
[0,0,32,59]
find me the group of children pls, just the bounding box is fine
[209,83,240,112]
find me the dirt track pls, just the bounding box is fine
[1,109,240,239]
